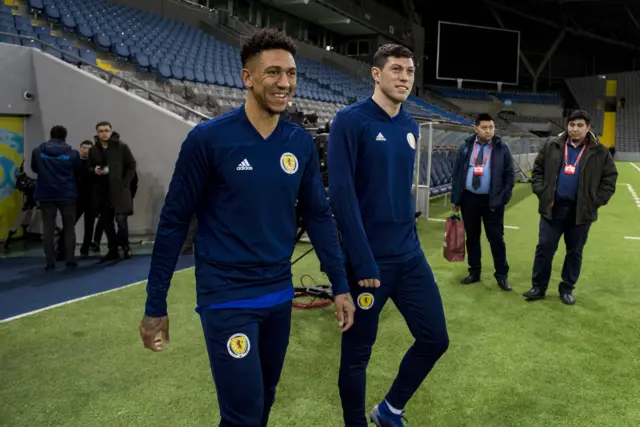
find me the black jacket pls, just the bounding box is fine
[87,132,137,215]
[450,135,515,209]
[31,139,83,203]
[531,131,617,224]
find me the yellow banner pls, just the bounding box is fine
[0,116,25,241]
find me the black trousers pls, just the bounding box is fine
[532,202,591,293]
[460,191,509,279]
[76,202,95,248]
[41,201,76,266]
[98,205,129,252]
[58,201,95,253]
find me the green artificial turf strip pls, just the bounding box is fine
[1,163,640,427]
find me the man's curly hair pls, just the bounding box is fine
[240,28,297,67]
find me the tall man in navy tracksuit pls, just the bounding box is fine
[328,44,450,427]
[450,113,515,291]
[31,125,83,270]
[139,28,355,427]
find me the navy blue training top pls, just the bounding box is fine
[145,105,349,317]
[327,97,421,281]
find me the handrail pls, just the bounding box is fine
[0,32,210,121]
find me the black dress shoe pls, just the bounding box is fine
[65,262,78,271]
[460,274,480,284]
[497,278,512,291]
[122,247,132,259]
[99,251,120,263]
[523,287,546,300]
[561,292,576,305]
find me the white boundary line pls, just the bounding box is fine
[624,236,640,240]
[630,163,640,173]
[426,217,520,229]
[624,184,640,209]
[0,266,195,324]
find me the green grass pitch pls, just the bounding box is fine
[1,163,640,427]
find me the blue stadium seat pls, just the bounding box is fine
[79,48,97,65]
[61,45,80,64]
[44,4,60,23]
[60,14,76,32]
[28,0,44,14]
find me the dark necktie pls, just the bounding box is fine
[472,144,484,190]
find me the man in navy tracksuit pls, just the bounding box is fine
[31,125,83,270]
[450,113,514,291]
[328,44,449,427]
[139,28,354,427]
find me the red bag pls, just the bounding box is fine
[443,213,465,262]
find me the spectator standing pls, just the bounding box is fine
[87,121,137,262]
[525,110,617,305]
[450,113,515,291]
[30,125,83,270]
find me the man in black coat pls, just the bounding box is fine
[524,110,617,305]
[87,121,137,262]
[450,113,515,291]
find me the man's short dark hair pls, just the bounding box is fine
[80,140,93,147]
[567,110,591,125]
[96,121,112,129]
[372,44,413,69]
[50,125,67,141]
[240,28,297,67]
[475,113,494,126]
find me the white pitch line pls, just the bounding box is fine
[624,236,640,240]
[426,217,520,229]
[0,266,195,324]
[630,163,640,173]
[624,184,640,209]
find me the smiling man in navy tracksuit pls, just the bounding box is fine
[139,28,354,427]
[328,44,449,427]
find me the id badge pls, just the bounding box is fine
[564,165,575,175]
[473,166,484,176]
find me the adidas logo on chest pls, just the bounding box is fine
[236,159,253,171]
[376,132,386,141]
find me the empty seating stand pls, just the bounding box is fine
[1,0,481,125]
[430,86,562,105]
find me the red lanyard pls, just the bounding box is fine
[473,140,492,166]
[564,139,587,167]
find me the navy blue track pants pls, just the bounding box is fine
[338,250,450,426]
[199,301,291,427]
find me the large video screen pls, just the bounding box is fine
[436,21,520,85]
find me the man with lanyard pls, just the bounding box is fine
[525,110,617,305]
[451,113,514,291]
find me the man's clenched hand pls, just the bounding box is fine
[139,315,170,352]
[333,293,355,333]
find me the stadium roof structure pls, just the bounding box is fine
[483,0,640,53]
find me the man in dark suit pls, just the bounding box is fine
[525,110,617,305]
[450,113,515,291]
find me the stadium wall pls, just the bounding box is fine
[0,45,195,238]
[0,44,46,145]
[30,50,195,237]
